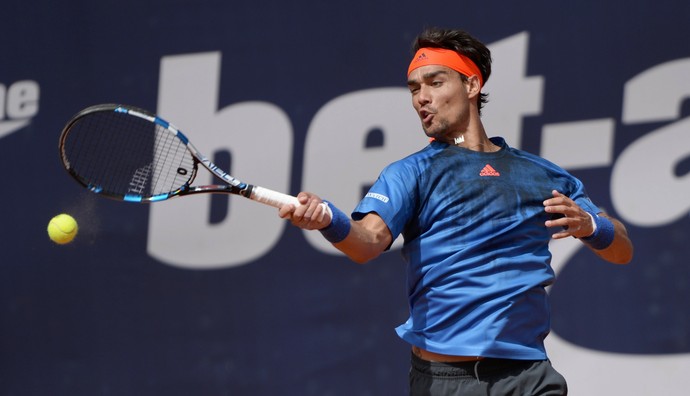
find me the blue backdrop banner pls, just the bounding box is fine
[2,1,689,395]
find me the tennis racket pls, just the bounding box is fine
[59,104,324,215]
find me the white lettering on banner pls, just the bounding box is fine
[613,58,690,226]
[0,80,40,139]
[612,119,690,226]
[622,58,690,124]
[146,34,690,266]
[147,52,294,269]
[540,119,615,170]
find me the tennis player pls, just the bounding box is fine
[279,27,633,396]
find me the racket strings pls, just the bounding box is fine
[149,123,195,195]
[61,110,195,200]
[63,112,140,194]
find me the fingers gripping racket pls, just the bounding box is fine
[59,104,324,216]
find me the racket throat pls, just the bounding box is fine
[239,184,254,198]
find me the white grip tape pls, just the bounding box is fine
[250,186,300,208]
[250,186,333,223]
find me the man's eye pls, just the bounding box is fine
[432,81,443,87]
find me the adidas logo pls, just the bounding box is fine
[479,164,500,176]
[413,52,429,64]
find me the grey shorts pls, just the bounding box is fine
[409,353,568,396]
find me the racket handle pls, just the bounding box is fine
[249,185,333,222]
[249,185,301,208]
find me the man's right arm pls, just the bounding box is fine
[278,192,392,264]
[332,212,392,264]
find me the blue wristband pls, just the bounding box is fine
[581,212,615,250]
[319,200,351,244]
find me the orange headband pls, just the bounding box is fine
[407,47,483,87]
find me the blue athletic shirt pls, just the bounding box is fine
[353,137,599,360]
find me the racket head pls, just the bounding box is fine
[59,104,198,202]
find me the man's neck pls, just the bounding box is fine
[452,134,499,152]
[445,123,498,152]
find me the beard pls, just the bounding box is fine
[423,118,451,139]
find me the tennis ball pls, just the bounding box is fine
[47,214,78,245]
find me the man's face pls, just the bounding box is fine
[407,65,471,140]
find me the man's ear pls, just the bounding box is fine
[465,75,482,98]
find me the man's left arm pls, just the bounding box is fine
[544,190,633,264]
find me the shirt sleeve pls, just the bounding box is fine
[566,173,601,214]
[352,161,418,241]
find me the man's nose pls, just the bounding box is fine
[417,86,431,105]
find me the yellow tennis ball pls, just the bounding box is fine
[47,214,78,245]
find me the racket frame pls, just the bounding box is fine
[59,104,301,209]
